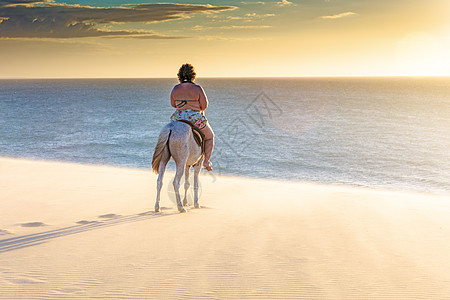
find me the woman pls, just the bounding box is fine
[170,63,214,171]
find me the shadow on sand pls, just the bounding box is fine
[0,209,178,253]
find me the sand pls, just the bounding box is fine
[1,157,450,299]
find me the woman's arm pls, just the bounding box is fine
[170,88,177,108]
[198,85,208,111]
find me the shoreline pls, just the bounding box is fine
[1,155,449,197]
[2,76,450,80]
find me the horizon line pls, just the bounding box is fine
[1,75,450,80]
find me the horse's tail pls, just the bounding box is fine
[152,126,171,174]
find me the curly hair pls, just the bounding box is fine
[177,63,196,83]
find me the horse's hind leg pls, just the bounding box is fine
[183,166,190,207]
[174,162,187,213]
[193,161,202,208]
[155,152,170,213]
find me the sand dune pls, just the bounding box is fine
[1,157,450,299]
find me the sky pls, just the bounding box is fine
[0,0,449,78]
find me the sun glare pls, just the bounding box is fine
[396,32,450,76]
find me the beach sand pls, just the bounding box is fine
[1,157,450,299]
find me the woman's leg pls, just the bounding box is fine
[200,123,214,171]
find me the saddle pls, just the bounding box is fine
[176,120,205,154]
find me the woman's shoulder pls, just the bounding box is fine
[188,82,202,88]
[193,83,204,91]
[173,82,201,87]
[172,82,204,93]
[193,83,205,91]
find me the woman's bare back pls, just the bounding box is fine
[171,82,208,111]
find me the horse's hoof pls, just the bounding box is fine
[203,161,213,171]
[183,200,188,207]
[194,204,200,209]
[178,206,187,213]
[155,205,160,213]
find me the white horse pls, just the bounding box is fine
[152,121,204,213]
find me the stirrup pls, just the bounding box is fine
[203,161,213,171]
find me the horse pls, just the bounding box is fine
[151,121,204,213]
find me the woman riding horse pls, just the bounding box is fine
[169,64,214,171]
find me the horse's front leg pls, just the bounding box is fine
[155,153,169,213]
[173,163,187,213]
[155,172,164,213]
[193,159,202,208]
[183,165,190,207]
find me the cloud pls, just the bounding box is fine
[0,0,236,39]
[0,0,54,7]
[276,0,294,7]
[192,25,204,31]
[220,25,271,29]
[227,13,275,20]
[197,35,265,41]
[320,11,356,19]
[240,1,265,5]
[227,16,245,20]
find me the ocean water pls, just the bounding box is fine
[0,77,449,194]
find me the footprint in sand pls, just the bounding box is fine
[20,222,47,228]
[98,213,121,219]
[76,220,100,225]
[51,287,84,295]
[6,276,46,284]
[0,229,10,235]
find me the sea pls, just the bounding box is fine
[0,77,449,195]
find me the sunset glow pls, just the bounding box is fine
[0,0,449,78]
